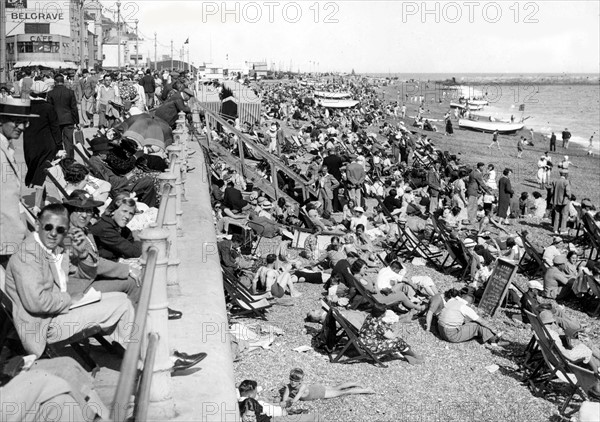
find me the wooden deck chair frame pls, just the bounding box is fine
[581,213,600,260]
[0,283,109,374]
[518,234,547,278]
[327,307,390,368]
[43,167,70,199]
[221,271,271,319]
[522,309,581,414]
[400,225,444,268]
[347,275,395,311]
[585,273,600,317]
[222,267,273,303]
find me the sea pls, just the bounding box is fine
[368,73,600,151]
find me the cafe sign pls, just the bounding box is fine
[6,0,72,37]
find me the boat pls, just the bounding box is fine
[318,99,359,108]
[467,99,489,106]
[458,118,524,134]
[314,91,353,99]
[450,102,484,111]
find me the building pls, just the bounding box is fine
[100,22,145,69]
[5,0,100,70]
[246,61,268,79]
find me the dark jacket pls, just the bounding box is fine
[90,214,142,261]
[23,99,62,186]
[140,75,156,94]
[223,186,247,211]
[154,95,190,128]
[466,169,490,197]
[47,84,80,125]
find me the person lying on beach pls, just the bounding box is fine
[280,368,374,408]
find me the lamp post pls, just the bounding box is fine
[79,0,85,69]
[0,0,6,83]
[134,19,139,67]
[116,1,121,69]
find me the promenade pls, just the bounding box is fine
[12,127,239,421]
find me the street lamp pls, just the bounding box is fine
[116,1,121,69]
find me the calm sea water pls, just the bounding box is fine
[369,73,600,150]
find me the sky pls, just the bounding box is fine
[102,0,600,74]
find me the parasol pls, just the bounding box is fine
[115,113,173,150]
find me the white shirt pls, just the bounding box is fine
[376,266,407,291]
[33,232,67,292]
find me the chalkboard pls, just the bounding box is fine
[478,258,518,317]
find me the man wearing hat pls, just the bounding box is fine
[543,236,565,268]
[466,162,491,225]
[0,97,38,267]
[154,86,192,129]
[539,310,600,380]
[543,254,575,299]
[551,170,572,234]
[316,166,340,218]
[521,279,582,338]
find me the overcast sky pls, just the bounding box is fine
[107,0,600,74]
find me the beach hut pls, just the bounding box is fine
[196,81,262,127]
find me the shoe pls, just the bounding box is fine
[171,353,207,372]
[173,350,207,362]
[168,307,183,320]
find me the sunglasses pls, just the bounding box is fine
[43,224,67,234]
[11,119,30,128]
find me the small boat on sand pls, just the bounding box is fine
[319,99,359,108]
[450,102,484,111]
[458,118,524,134]
[314,91,352,99]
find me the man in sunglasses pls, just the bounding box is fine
[3,203,136,358]
[1,97,37,268]
[4,203,208,372]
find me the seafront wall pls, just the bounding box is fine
[168,139,240,421]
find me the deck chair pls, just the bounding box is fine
[518,234,547,278]
[222,271,271,320]
[398,224,444,268]
[522,309,582,414]
[0,280,109,373]
[585,274,600,317]
[326,307,391,368]
[581,213,600,260]
[44,165,70,199]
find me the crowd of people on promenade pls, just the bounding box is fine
[1,67,600,421]
[0,67,209,421]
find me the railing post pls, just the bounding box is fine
[157,174,180,288]
[167,145,184,235]
[138,228,175,420]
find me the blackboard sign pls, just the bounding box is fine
[478,258,518,317]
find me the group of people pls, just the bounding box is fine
[0,69,211,420]
[202,77,600,419]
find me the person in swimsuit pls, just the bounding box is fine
[280,368,374,408]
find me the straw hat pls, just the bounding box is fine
[261,200,273,210]
[0,97,39,118]
[528,280,544,291]
[553,254,567,265]
[63,191,104,209]
[353,206,365,213]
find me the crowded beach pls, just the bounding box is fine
[1,67,600,422]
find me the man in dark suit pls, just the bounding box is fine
[466,162,491,225]
[551,171,572,234]
[140,69,156,109]
[154,88,192,129]
[47,74,79,159]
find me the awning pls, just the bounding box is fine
[13,61,79,69]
